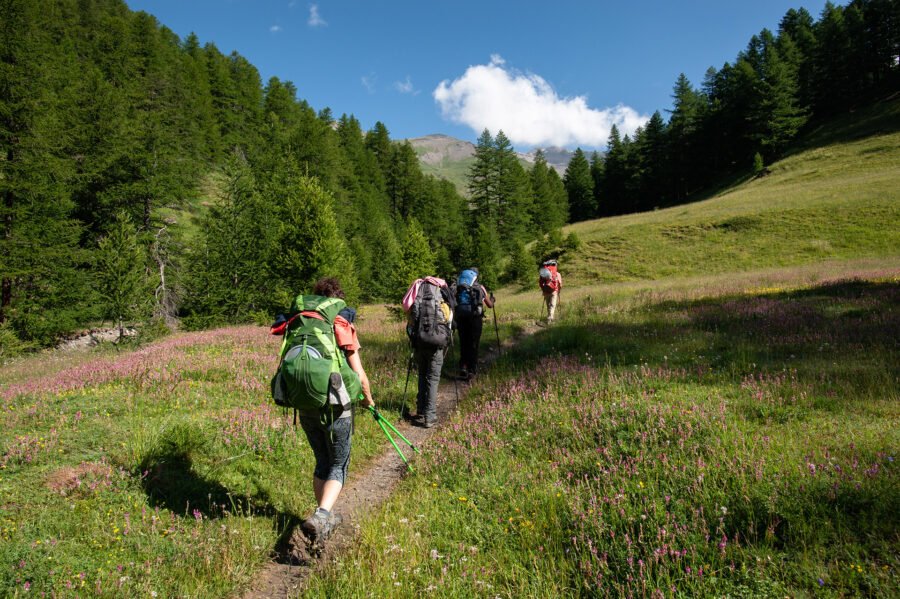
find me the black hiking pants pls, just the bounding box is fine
[456,312,483,375]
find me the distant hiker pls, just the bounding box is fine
[451,268,494,380]
[539,260,562,323]
[402,276,455,427]
[269,277,374,542]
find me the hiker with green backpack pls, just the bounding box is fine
[270,277,374,542]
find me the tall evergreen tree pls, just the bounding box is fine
[666,74,704,200]
[267,160,359,307]
[493,130,532,249]
[754,35,808,160]
[563,148,595,222]
[394,218,437,298]
[386,141,423,219]
[545,167,569,225]
[530,150,567,232]
[0,0,90,342]
[636,111,669,209]
[468,129,495,221]
[599,125,626,216]
[185,153,275,322]
[96,211,146,337]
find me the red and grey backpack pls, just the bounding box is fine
[538,260,560,292]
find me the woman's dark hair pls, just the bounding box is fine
[313,277,345,299]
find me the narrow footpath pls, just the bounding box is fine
[240,321,539,599]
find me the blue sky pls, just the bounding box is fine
[126,0,831,150]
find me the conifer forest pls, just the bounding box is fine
[1,0,897,349]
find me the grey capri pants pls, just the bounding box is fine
[298,412,353,484]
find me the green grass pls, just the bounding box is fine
[305,273,899,598]
[0,312,414,597]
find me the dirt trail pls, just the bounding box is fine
[241,321,540,599]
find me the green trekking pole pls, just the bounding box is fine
[368,406,420,472]
[374,413,414,472]
[369,407,420,453]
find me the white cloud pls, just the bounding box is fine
[394,76,420,96]
[269,25,282,33]
[433,55,648,148]
[361,73,377,94]
[308,4,327,27]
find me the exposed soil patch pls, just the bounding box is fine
[56,327,137,351]
[241,322,540,598]
[46,461,116,498]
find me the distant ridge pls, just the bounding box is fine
[407,134,574,194]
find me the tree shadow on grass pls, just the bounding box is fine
[137,428,306,563]
[517,279,898,377]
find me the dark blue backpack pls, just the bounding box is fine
[455,269,484,316]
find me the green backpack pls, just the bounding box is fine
[271,295,362,413]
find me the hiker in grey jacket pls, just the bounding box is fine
[402,276,454,428]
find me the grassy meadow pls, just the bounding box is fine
[0,314,412,597]
[1,107,898,597]
[306,267,898,598]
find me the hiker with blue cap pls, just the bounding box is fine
[451,268,494,380]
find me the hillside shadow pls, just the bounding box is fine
[511,279,899,385]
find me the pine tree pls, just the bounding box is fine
[778,8,817,112]
[563,148,594,222]
[468,129,496,222]
[636,111,668,210]
[0,0,90,343]
[394,219,437,298]
[493,131,532,250]
[365,121,393,176]
[754,35,808,160]
[185,153,275,323]
[503,239,534,285]
[96,211,146,338]
[545,167,569,225]
[589,151,605,215]
[466,221,501,290]
[267,161,359,307]
[386,141,424,219]
[667,74,704,200]
[599,125,626,216]
[530,150,566,232]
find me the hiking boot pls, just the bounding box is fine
[424,418,436,428]
[302,508,343,541]
[458,367,469,380]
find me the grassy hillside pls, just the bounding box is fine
[559,101,900,288]
[416,152,476,197]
